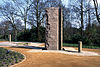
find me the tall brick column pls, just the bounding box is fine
[45,7,63,50]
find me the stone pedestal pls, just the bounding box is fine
[78,41,82,53]
[45,7,63,50]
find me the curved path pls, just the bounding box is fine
[0,46,100,67]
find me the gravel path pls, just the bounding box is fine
[1,46,100,67]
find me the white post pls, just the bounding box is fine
[9,34,11,43]
[78,41,82,53]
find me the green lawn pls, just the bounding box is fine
[63,43,100,49]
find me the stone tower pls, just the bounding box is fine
[45,7,63,50]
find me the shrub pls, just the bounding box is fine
[17,26,45,42]
[71,34,82,44]
[0,47,24,67]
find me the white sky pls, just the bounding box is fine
[62,0,100,7]
[97,0,100,4]
[91,0,100,6]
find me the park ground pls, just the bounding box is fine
[0,41,100,67]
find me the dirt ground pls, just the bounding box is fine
[1,46,100,67]
[0,41,8,42]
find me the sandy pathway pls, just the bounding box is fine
[1,47,100,67]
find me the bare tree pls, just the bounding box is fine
[93,0,100,24]
[11,0,34,31]
[0,2,18,40]
[80,0,84,37]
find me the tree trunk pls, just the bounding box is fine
[24,18,27,32]
[93,0,100,24]
[36,0,41,42]
[88,8,91,30]
[15,30,17,41]
[80,0,84,37]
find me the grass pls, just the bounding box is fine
[63,43,100,49]
[16,43,29,45]
[0,39,7,41]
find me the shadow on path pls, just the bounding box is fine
[11,46,45,50]
[62,48,78,53]
[64,50,78,53]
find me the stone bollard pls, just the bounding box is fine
[78,41,82,53]
[9,34,11,43]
